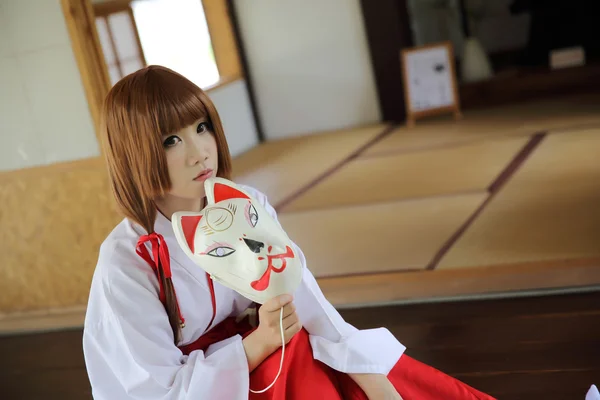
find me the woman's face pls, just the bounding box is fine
[158,119,219,208]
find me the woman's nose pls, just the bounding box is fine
[187,142,208,166]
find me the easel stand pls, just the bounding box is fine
[406,107,463,128]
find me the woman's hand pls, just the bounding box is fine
[242,294,302,372]
[257,294,302,353]
[348,373,403,400]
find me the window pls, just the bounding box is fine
[93,0,220,89]
[62,0,242,139]
[94,4,145,85]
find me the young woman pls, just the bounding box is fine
[82,65,495,400]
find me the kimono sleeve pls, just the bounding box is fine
[82,239,250,400]
[247,187,406,375]
[587,384,600,400]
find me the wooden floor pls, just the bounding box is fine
[341,290,600,400]
[1,290,598,400]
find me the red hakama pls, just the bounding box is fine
[180,316,495,400]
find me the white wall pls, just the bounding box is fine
[208,80,259,157]
[233,0,381,140]
[0,0,99,172]
[0,0,258,173]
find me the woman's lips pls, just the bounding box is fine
[194,169,213,181]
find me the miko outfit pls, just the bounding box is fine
[82,185,495,399]
[588,385,600,400]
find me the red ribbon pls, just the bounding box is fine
[136,232,185,327]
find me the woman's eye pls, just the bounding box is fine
[163,135,181,148]
[197,122,210,134]
[207,247,235,258]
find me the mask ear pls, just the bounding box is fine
[204,177,250,204]
[172,212,203,254]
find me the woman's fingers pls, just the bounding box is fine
[282,302,295,319]
[262,294,293,312]
[284,321,302,343]
[282,311,299,330]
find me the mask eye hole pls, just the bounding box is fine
[207,247,235,258]
[250,208,258,227]
[246,203,259,227]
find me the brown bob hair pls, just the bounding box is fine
[100,65,232,343]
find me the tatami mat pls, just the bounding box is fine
[438,129,600,269]
[232,124,389,207]
[282,136,527,212]
[364,94,600,156]
[278,193,487,278]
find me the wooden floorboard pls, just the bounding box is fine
[1,292,598,399]
[0,329,91,399]
[339,291,600,400]
[0,368,93,400]
[456,369,599,400]
[0,328,85,369]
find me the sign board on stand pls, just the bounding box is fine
[401,41,462,127]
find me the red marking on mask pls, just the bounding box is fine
[214,183,249,202]
[181,215,202,252]
[251,246,295,291]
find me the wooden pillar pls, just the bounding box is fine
[359,0,414,123]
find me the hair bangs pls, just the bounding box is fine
[155,82,208,136]
[141,66,209,137]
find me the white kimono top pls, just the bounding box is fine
[83,185,406,399]
[588,385,600,400]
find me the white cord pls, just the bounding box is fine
[249,307,285,394]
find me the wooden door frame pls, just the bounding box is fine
[359,0,414,123]
[61,0,112,144]
[92,1,148,78]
